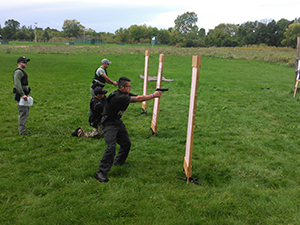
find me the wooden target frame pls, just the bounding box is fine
[293,37,300,97]
[150,54,164,136]
[183,55,202,184]
[142,50,150,112]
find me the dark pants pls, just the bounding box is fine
[97,121,131,175]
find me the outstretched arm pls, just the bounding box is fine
[129,91,163,103]
[102,74,118,86]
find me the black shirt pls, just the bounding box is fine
[106,90,131,121]
[89,96,104,127]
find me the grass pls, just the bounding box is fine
[1,44,300,224]
[0,42,296,66]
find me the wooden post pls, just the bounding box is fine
[183,55,202,184]
[293,37,300,96]
[150,54,164,135]
[142,50,150,112]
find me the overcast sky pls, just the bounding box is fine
[1,0,299,34]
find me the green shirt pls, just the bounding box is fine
[13,69,28,96]
[93,66,106,86]
[96,66,106,77]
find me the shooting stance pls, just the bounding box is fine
[73,87,107,138]
[94,76,163,183]
[13,56,31,136]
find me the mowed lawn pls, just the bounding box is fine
[1,46,300,224]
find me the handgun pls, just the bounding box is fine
[156,88,169,91]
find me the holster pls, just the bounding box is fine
[13,88,21,101]
[25,87,31,95]
[91,80,104,89]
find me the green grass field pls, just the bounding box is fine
[1,44,300,224]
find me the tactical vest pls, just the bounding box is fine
[93,67,107,85]
[13,68,28,86]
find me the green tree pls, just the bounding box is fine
[62,19,85,38]
[169,27,183,46]
[207,23,238,47]
[256,22,268,44]
[158,29,170,45]
[15,26,30,40]
[174,11,198,34]
[147,26,159,39]
[207,28,230,47]
[15,30,27,40]
[215,23,238,36]
[265,20,278,46]
[115,28,129,43]
[198,28,205,38]
[85,28,98,39]
[45,27,62,41]
[276,19,292,46]
[42,30,50,41]
[281,23,300,48]
[2,19,20,39]
[237,21,258,46]
[128,25,144,43]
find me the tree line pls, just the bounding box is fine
[1,12,300,48]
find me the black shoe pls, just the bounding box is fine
[20,132,30,137]
[94,173,109,182]
[114,163,130,167]
[72,127,81,136]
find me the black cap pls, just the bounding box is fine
[17,56,30,63]
[94,87,107,95]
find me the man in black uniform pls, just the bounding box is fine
[13,56,31,136]
[94,77,163,182]
[73,87,107,138]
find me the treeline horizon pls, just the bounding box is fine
[1,12,300,48]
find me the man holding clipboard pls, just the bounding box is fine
[13,56,32,136]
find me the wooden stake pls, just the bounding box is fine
[183,55,202,184]
[142,50,150,112]
[150,54,164,135]
[293,37,300,96]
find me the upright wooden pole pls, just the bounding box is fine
[142,50,150,112]
[293,37,300,92]
[150,54,164,135]
[183,55,202,184]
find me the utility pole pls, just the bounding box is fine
[34,22,37,42]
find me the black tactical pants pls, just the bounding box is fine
[97,121,131,175]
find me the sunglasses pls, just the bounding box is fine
[124,85,132,87]
[21,61,28,64]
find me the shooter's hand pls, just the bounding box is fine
[153,91,163,98]
[113,81,118,86]
[22,95,28,101]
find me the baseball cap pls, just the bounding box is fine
[94,87,108,95]
[101,59,111,64]
[17,56,30,63]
